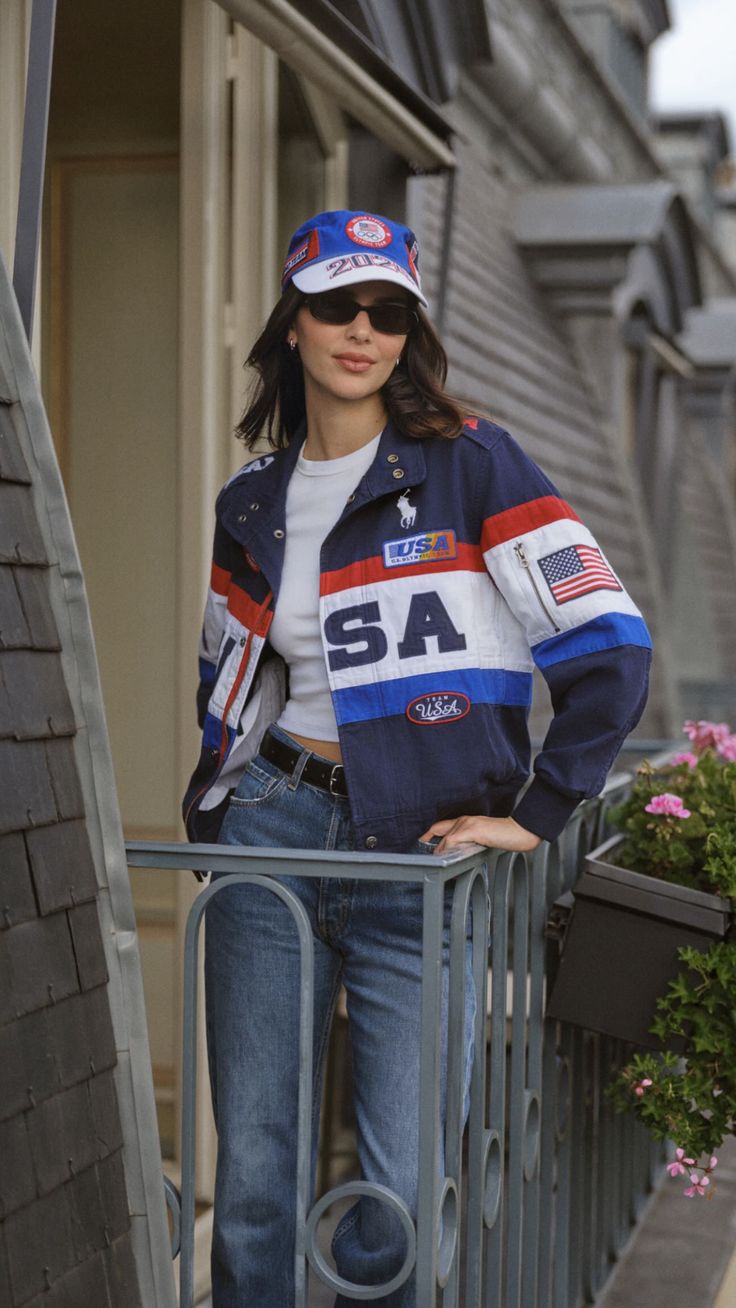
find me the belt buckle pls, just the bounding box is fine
[328,765,344,797]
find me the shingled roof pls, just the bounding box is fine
[0,253,174,1307]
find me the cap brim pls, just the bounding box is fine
[292,261,428,309]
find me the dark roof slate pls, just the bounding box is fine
[0,567,32,647]
[2,912,79,1020]
[51,987,118,1087]
[25,820,98,915]
[12,568,62,650]
[4,1185,75,1302]
[67,902,109,989]
[0,832,37,929]
[44,739,85,822]
[18,1233,141,1308]
[103,1234,141,1303]
[25,1247,110,1308]
[0,1116,36,1217]
[0,402,32,484]
[88,1070,125,1159]
[0,483,47,565]
[0,1010,54,1120]
[29,1082,99,1196]
[0,1231,10,1306]
[0,649,76,740]
[0,739,60,835]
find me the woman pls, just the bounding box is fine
[184,209,652,1306]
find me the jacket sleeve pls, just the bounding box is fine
[478,429,652,840]
[196,518,233,729]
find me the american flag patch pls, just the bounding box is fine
[538,545,622,605]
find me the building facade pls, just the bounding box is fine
[1,0,735,1299]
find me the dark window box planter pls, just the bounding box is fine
[545,835,731,1047]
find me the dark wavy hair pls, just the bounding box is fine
[236,284,467,448]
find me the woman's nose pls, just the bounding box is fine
[347,310,371,339]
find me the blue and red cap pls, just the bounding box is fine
[281,209,428,308]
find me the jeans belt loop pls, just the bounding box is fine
[287,748,312,791]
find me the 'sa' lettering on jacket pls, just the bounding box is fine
[183,417,652,850]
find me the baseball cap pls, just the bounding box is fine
[281,209,428,308]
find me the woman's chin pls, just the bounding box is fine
[314,373,388,404]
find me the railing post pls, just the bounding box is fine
[414,870,446,1308]
[443,866,489,1307]
[177,873,315,1308]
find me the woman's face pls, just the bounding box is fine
[290,281,412,407]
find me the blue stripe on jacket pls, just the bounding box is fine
[332,667,533,725]
[531,613,652,670]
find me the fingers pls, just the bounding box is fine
[418,819,455,841]
[419,815,543,854]
[435,816,480,853]
[436,827,476,852]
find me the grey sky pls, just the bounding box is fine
[652,0,736,151]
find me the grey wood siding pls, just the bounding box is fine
[413,146,669,739]
[679,432,736,679]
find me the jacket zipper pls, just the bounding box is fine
[513,542,561,632]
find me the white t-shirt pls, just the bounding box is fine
[269,433,382,742]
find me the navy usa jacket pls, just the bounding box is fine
[183,417,652,851]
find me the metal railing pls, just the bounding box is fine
[126,773,664,1307]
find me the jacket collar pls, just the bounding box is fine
[362,419,427,503]
[218,418,428,560]
[217,426,305,550]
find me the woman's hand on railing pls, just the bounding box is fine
[419,815,542,854]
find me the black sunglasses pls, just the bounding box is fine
[304,290,418,336]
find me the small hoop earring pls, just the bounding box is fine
[288,339,297,352]
[395,357,401,367]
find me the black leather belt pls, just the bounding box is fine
[259,729,349,798]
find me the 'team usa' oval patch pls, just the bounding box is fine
[406,692,471,725]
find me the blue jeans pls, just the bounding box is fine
[205,726,475,1307]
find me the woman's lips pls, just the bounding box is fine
[334,354,373,373]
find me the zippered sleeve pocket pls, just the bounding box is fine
[513,541,561,635]
[484,523,636,650]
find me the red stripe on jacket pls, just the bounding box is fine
[226,582,273,635]
[320,542,486,596]
[481,496,581,551]
[210,561,231,595]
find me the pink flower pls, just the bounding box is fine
[708,1156,718,1172]
[667,1148,695,1178]
[672,752,698,769]
[684,1173,710,1197]
[683,719,731,754]
[717,734,736,762]
[644,793,691,819]
[634,1078,653,1097]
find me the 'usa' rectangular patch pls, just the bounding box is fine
[383,530,458,568]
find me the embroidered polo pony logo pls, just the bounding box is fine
[397,490,416,529]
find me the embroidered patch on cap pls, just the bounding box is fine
[406,692,471,725]
[407,238,419,280]
[281,229,320,283]
[346,215,392,248]
[383,530,457,568]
